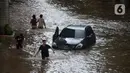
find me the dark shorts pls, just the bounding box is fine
[16,42,23,49]
[42,55,45,59]
[32,25,37,29]
[41,52,49,59]
[38,26,43,29]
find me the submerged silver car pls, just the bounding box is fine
[52,25,96,49]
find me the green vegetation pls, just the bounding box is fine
[0,24,13,35]
[4,24,13,35]
[0,24,13,50]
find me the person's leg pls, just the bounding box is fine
[39,26,43,29]
[45,57,49,60]
[16,43,18,49]
[42,56,45,60]
[16,43,20,49]
[38,25,43,29]
[19,43,23,48]
[41,53,45,60]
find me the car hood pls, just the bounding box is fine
[65,38,83,45]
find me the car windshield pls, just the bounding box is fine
[60,28,85,38]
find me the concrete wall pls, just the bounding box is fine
[0,0,9,26]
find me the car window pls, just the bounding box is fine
[60,28,75,38]
[75,30,85,38]
[60,28,84,38]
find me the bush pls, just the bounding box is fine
[4,24,13,35]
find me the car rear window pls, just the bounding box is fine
[60,28,84,38]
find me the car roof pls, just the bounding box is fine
[66,25,87,30]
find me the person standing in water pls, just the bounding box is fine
[15,33,24,49]
[30,14,37,29]
[34,37,54,60]
[37,14,46,29]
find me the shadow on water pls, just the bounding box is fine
[0,37,33,73]
[26,59,49,73]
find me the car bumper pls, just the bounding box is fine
[54,44,83,50]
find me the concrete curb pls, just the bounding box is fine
[0,31,15,37]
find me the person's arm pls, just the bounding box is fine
[47,45,55,53]
[87,33,93,38]
[34,46,41,57]
[51,47,55,53]
[37,19,39,23]
[43,19,46,28]
[30,19,32,24]
[34,50,40,57]
[22,35,25,41]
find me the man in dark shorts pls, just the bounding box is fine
[34,38,54,60]
[15,33,24,49]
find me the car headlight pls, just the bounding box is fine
[52,42,57,46]
[76,43,83,49]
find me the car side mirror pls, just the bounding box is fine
[52,26,59,42]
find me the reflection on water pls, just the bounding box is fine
[0,48,32,73]
[47,0,130,20]
[3,0,130,73]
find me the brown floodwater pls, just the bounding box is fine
[0,0,130,73]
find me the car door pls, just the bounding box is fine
[85,26,96,45]
[52,27,59,42]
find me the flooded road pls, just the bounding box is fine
[2,0,130,73]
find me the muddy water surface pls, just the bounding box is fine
[1,0,130,73]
